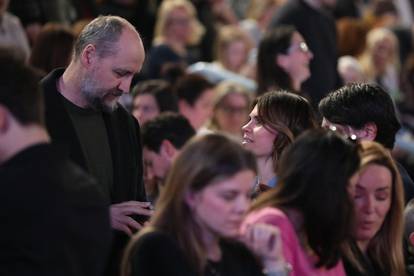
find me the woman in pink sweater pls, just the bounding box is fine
[242,129,360,276]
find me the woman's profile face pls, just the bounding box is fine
[277,32,313,85]
[187,169,255,239]
[241,105,277,158]
[353,164,392,244]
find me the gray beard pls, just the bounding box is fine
[80,77,119,113]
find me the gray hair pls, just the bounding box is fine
[74,15,130,59]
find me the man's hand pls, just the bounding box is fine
[110,201,153,236]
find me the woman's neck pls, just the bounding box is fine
[356,240,369,254]
[163,36,186,56]
[201,229,222,261]
[256,157,276,185]
[292,78,302,92]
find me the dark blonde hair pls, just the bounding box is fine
[122,134,257,276]
[342,141,405,276]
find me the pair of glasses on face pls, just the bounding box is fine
[287,42,310,54]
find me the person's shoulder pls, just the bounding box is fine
[2,12,21,26]
[135,230,176,248]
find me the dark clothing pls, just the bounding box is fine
[41,68,146,276]
[63,96,113,199]
[343,242,388,276]
[130,230,264,276]
[142,44,196,80]
[269,0,341,105]
[397,161,414,204]
[0,144,111,276]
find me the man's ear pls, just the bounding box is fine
[409,232,414,247]
[159,139,177,161]
[80,44,98,67]
[0,105,9,133]
[355,122,377,141]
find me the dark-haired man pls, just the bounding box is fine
[319,83,414,203]
[142,112,196,189]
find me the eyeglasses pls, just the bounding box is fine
[287,42,310,54]
[218,105,248,115]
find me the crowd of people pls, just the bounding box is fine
[3,0,414,276]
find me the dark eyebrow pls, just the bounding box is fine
[113,68,133,76]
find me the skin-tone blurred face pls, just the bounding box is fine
[165,7,192,43]
[372,38,394,74]
[224,40,248,72]
[187,169,255,239]
[277,32,313,89]
[215,93,249,136]
[143,147,170,183]
[80,26,145,112]
[0,0,9,16]
[242,105,277,158]
[182,88,215,130]
[132,94,160,125]
[353,164,392,251]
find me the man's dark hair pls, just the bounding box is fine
[319,83,401,149]
[0,48,44,125]
[174,73,214,106]
[141,112,196,152]
[132,79,178,112]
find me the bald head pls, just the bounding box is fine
[73,15,142,60]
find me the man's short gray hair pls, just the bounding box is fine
[74,15,129,59]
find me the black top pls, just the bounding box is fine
[0,144,111,276]
[396,161,414,204]
[342,242,388,276]
[63,96,113,199]
[41,68,146,276]
[130,230,264,276]
[269,0,341,105]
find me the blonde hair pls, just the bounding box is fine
[342,141,405,276]
[208,81,252,131]
[153,0,204,46]
[246,0,281,20]
[215,25,253,71]
[359,27,399,80]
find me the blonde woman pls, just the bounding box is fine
[143,0,204,79]
[203,81,252,140]
[359,28,401,100]
[342,141,405,276]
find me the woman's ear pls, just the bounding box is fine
[185,191,200,210]
[276,54,288,69]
